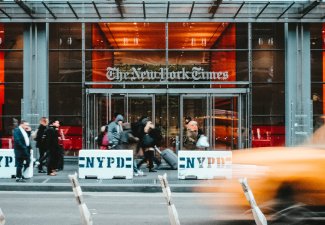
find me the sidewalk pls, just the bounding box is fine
[0,158,262,192]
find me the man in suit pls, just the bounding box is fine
[13,120,31,182]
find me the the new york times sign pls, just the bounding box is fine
[78,150,133,179]
[106,67,229,81]
[178,151,232,180]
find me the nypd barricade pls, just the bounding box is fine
[0,149,34,178]
[78,150,133,179]
[178,150,232,180]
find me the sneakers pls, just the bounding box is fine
[16,178,26,183]
[149,169,157,172]
[134,170,145,177]
[38,170,46,173]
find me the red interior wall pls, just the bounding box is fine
[0,24,4,130]
[211,24,236,88]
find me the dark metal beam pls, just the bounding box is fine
[15,0,34,19]
[300,0,320,19]
[277,2,295,19]
[67,1,79,19]
[92,1,101,19]
[143,1,146,19]
[255,2,270,19]
[42,1,57,19]
[233,2,244,19]
[189,1,195,19]
[0,8,11,19]
[209,0,222,19]
[115,0,124,18]
[166,1,170,18]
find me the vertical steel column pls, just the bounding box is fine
[81,23,86,149]
[285,23,312,146]
[248,23,253,148]
[23,23,49,129]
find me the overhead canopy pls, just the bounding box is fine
[0,0,324,23]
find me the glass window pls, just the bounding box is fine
[310,23,325,131]
[0,23,23,143]
[49,51,82,82]
[49,23,81,50]
[252,84,285,116]
[252,23,284,50]
[168,23,245,50]
[85,23,166,50]
[49,83,82,126]
[252,50,285,83]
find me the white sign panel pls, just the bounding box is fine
[78,150,133,179]
[0,149,34,178]
[178,151,232,180]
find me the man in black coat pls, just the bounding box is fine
[13,120,31,182]
[34,117,49,173]
[46,120,61,176]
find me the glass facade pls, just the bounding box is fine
[0,21,324,154]
[0,23,24,149]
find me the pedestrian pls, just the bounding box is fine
[34,117,48,173]
[132,116,149,157]
[137,120,162,172]
[13,120,31,182]
[107,114,124,149]
[45,120,61,176]
[120,122,144,176]
[183,116,202,150]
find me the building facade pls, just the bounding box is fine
[0,0,324,154]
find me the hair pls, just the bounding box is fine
[20,119,28,124]
[40,117,47,122]
[49,119,59,125]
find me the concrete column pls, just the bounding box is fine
[285,23,312,146]
[23,23,49,129]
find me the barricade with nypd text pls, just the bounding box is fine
[78,150,133,179]
[178,150,232,179]
[0,149,34,178]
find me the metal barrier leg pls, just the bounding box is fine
[68,173,93,225]
[158,173,181,225]
[239,177,268,225]
[0,208,5,225]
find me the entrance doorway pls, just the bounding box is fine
[85,89,249,151]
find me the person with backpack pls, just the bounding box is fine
[136,120,162,172]
[107,114,124,149]
[34,117,49,173]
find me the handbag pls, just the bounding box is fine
[101,133,109,146]
[196,135,209,148]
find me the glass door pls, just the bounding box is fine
[179,93,247,150]
[85,91,155,149]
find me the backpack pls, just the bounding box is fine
[101,133,109,146]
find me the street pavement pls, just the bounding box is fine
[0,157,264,193]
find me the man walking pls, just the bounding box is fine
[13,120,31,182]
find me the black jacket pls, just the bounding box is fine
[35,124,47,148]
[13,127,30,158]
[46,125,60,153]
